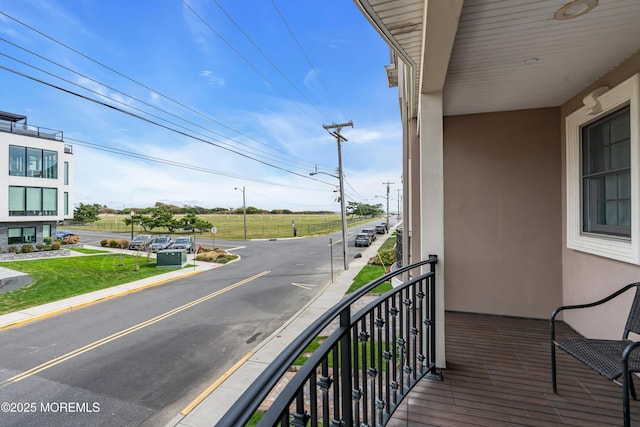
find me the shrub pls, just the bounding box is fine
[216,254,238,264]
[21,244,34,253]
[51,241,62,250]
[100,239,109,247]
[369,248,396,267]
[63,235,80,244]
[36,243,45,251]
[44,237,52,245]
[118,240,129,249]
[109,240,119,248]
[8,246,18,253]
[195,251,218,262]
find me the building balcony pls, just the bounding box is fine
[0,111,63,142]
[216,257,639,426]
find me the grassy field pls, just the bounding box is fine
[68,213,378,240]
[0,251,179,315]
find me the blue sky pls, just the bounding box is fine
[0,0,401,212]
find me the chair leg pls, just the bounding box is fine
[551,343,558,393]
[630,373,637,401]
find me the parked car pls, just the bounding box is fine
[169,236,195,253]
[375,225,387,234]
[362,228,376,242]
[381,222,389,232]
[149,235,172,252]
[55,230,77,239]
[355,233,371,247]
[128,234,154,250]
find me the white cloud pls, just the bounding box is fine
[199,70,225,87]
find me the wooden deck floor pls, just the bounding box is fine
[386,311,640,427]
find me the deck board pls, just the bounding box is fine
[387,311,640,426]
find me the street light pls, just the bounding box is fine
[129,210,135,241]
[234,186,247,240]
[310,167,348,271]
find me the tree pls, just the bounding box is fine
[346,202,383,217]
[73,203,100,223]
[148,208,178,231]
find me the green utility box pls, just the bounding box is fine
[156,249,187,268]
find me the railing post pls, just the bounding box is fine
[339,307,352,425]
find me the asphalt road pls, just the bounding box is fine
[0,219,393,426]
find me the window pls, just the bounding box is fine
[8,145,57,178]
[27,147,42,177]
[64,192,69,215]
[64,161,69,185]
[8,227,36,244]
[43,150,57,179]
[43,224,51,239]
[566,74,640,264]
[9,145,25,176]
[8,186,57,216]
[9,186,25,216]
[43,188,57,215]
[582,106,631,236]
[26,187,42,216]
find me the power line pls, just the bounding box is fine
[271,0,349,122]
[66,136,330,191]
[211,0,333,123]
[0,42,320,174]
[182,0,325,125]
[0,64,339,185]
[0,10,333,173]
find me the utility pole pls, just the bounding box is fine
[383,181,394,227]
[323,121,353,271]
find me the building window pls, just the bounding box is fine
[7,145,57,178]
[44,188,57,215]
[9,145,25,176]
[8,186,57,216]
[8,227,36,244]
[566,74,640,264]
[43,150,58,179]
[64,192,69,215]
[582,106,631,237]
[64,161,69,185]
[43,224,51,239]
[9,186,25,216]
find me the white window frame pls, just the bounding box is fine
[566,73,640,264]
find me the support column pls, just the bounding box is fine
[420,92,445,368]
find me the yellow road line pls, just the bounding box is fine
[0,271,270,388]
[180,351,255,415]
[0,269,204,331]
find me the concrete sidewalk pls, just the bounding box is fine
[167,232,390,427]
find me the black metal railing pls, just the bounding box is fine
[0,120,63,141]
[217,255,440,426]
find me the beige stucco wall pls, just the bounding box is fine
[443,108,562,318]
[560,51,640,339]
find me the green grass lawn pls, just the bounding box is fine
[0,254,179,315]
[69,213,378,240]
[346,264,391,294]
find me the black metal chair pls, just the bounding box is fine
[551,282,640,427]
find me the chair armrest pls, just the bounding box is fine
[551,282,640,341]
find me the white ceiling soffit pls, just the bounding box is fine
[353,0,424,115]
[355,0,640,117]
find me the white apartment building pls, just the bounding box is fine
[0,111,73,251]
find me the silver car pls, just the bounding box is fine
[169,236,195,253]
[149,236,172,252]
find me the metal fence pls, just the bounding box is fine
[217,255,440,426]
